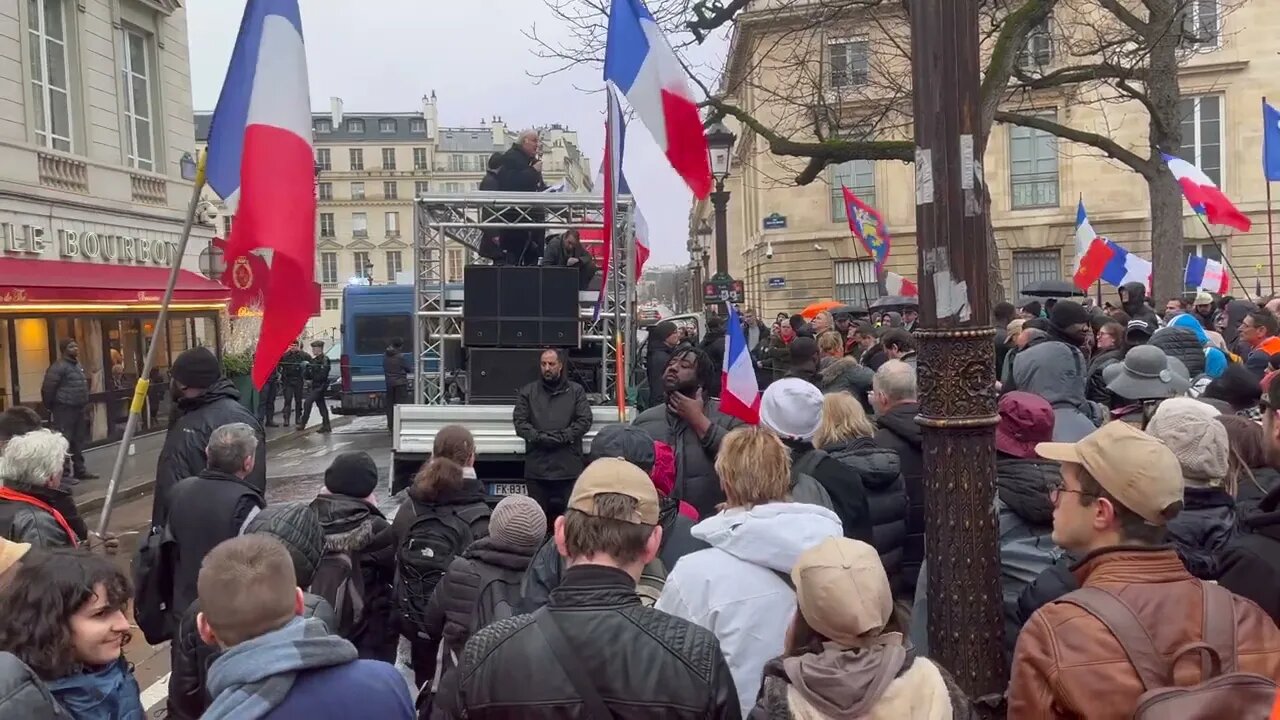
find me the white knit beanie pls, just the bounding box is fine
[759,378,824,441]
[1144,398,1229,485]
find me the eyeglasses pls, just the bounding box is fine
[1049,479,1097,505]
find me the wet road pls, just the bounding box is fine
[86,416,402,717]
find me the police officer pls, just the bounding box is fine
[279,340,309,426]
[298,339,332,434]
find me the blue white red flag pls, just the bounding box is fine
[1074,238,1152,290]
[207,0,316,388]
[1185,255,1230,294]
[1162,153,1251,232]
[842,187,890,273]
[720,304,760,424]
[604,0,712,199]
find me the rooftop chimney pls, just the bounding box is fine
[330,97,343,125]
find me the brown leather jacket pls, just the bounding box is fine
[1008,546,1280,719]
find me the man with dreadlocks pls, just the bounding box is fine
[633,345,745,518]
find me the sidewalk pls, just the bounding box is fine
[73,408,349,515]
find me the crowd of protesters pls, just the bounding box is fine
[4,280,1280,718]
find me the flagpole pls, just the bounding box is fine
[840,187,876,313]
[606,90,624,421]
[1268,96,1276,295]
[1195,214,1251,302]
[95,150,208,543]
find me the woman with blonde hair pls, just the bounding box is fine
[751,537,969,719]
[657,425,843,713]
[814,392,908,593]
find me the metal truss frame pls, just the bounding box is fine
[412,192,636,406]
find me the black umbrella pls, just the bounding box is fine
[831,304,868,317]
[870,295,919,310]
[1020,279,1086,298]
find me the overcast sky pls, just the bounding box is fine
[185,0,727,267]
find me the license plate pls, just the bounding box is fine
[488,483,527,496]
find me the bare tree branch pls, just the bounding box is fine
[995,110,1155,178]
[687,0,753,41]
[1097,0,1152,36]
[1010,62,1143,91]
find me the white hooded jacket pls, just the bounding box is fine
[655,502,844,712]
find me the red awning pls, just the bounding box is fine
[0,258,229,305]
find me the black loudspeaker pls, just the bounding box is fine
[468,348,543,403]
[463,265,581,347]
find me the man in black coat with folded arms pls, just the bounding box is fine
[513,349,592,523]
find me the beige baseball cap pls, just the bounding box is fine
[1036,421,1184,525]
[792,537,893,647]
[568,458,660,525]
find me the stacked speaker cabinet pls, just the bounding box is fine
[463,266,580,348]
[467,348,545,404]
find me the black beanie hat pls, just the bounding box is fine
[324,451,379,498]
[1049,300,1089,329]
[171,346,221,389]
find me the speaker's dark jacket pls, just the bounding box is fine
[513,376,593,481]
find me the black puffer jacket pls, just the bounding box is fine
[822,436,906,590]
[150,378,266,529]
[453,565,739,719]
[0,484,79,549]
[1167,484,1236,580]
[1085,348,1124,404]
[0,652,67,719]
[40,357,88,409]
[517,495,707,613]
[166,502,335,720]
[818,356,875,413]
[310,493,398,660]
[513,376,593,481]
[1218,482,1280,624]
[1148,326,1206,377]
[646,344,673,408]
[873,402,924,594]
[1238,466,1280,521]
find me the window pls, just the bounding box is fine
[121,27,156,171]
[379,118,397,133]
[385,211,400,236]
[1182,0,1219,47]
[410,118,426,134]
[350,181,365,200]
[223,215,233,236]
[28,0,74,151]
[320,252,338,283]
[448,154,465,172]
[1018,17,1053,69]
[443,182,463,193]
[446,248,464,282]
[315,118,332,134]
[316,148,331,171]
[323,298,339,310]
[347,118,364,133]
[827,39,869,89]
[353,251,371,278]
[834,259,880,304]
[829,160,876,222]
[319,213,335,237]
[383,181,397,199]
[385,250,402,280]
[473,154,487,172]
[1183,242,1225,291]
[1009,113,1059,209]
[353,315,413,355]
[413,147,428,170]
[352,212,368,237]
[349,148,364,171]
[317,182,332,201]
[414,181,430,196]
[1011,250,1062,298]
[381,148,396,170]
[1177,95,1222,187]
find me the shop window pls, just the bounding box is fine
[13,318,49,405]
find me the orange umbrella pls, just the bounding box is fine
[800,300,843,320]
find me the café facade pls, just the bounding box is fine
[0,203,227,447]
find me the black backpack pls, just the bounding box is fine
[310,550,367,639]
[131,524,177,644]
[469,563,525,637]
[395,503,490,637]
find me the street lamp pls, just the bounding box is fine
[704,122,737,307]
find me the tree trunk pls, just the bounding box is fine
[1146,0,1185,303]
[1148,169,1185,303]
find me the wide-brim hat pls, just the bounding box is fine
[1105,345,1191,401]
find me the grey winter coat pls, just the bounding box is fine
[41,357,89,409]
[818,356,875,413]
[1010,337,1103,442]
[822,437,906,588]
[0,652,68,720]
[632,400,744,519]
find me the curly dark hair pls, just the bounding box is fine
[668,345,717,396]
[0,548,132,679]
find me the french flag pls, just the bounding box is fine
[207,0,316,388]
[884,271,918,298]
[1162,153,1252,232]
[720,304,760,424]
[1185,255,1230,294]
[593,88,651,278]
[1071,200,1100,290]
[604,0,712,199]
[1074,238,1152,290]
